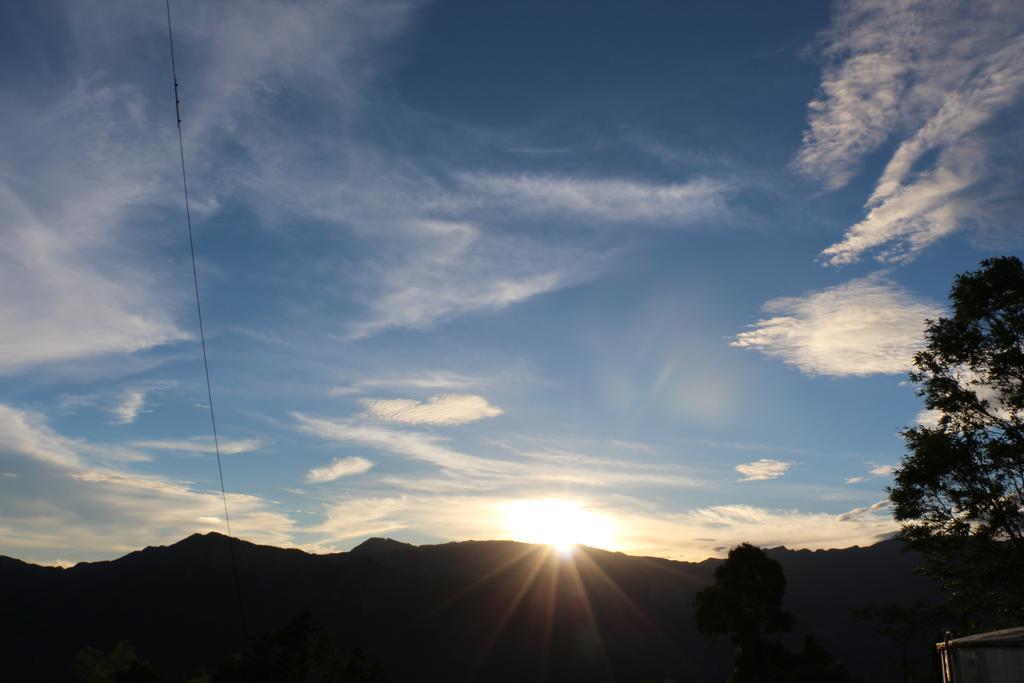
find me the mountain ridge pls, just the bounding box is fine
[2,530,901,570]
[1,533,940,682]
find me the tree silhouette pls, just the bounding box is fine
[202,613,386,683]
[890,256,1024,626]
[70,641,162,683]
[694,543,854,683]
[693,543,795,682]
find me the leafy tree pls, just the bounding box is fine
[203,613,386,683]
[694,543,795,647]
[890,256,1024,626]
[70,641,162,683]
[693,543,795,683]
[694,544,853,683]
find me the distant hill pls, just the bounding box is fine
[0,534,943,682]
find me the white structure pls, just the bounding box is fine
[937,627,1024,682]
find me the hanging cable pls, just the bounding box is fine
[164,0,248,643]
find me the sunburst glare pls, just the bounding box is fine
[501,498,617,556]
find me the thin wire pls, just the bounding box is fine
[164,0,232,539]
[165,0,248,642]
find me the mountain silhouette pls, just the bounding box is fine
[1,534,941,681]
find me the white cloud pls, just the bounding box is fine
[361,394,502,426]
[112,390,146,425]
[0,21,225,375]
[60,382,177,424]
[156,9,610,340]
[869,464,895,476]
[346,220,599,339]
[0,0,419,371]
[5,0,738,353]
[455,174,731,225]
[305,456,374,483]
[311,496,415,541]
[58,394,103,412]
[293,413,701,492]
[0,403,898,564]
[735,459,793,482]
[307,494,898,562]
[0,403,294,563]
[836,499,891,522]
[25,2,733,347]
[732,274,942,376]
[821,142,988,265]
[132,438,263,456]
[908,369,1017,427]
[650,502,898,560]
[0,177,187,373]
[796,0,1024,263]
[337,171,730,337]
[293,413,520,476]
[330,371,485,396]
[0,405,82,469]
[844,476,867,484]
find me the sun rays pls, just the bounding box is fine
[500,498,618,555]
[412,499,672,679]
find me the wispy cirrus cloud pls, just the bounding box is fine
[508,445,701,489]
[0,157,187,374]
[0,403,294,561]
[454,174,732,225]
[732,274,942,376]
[0,0,419,373]
[836,499,890,522]
[821,141,993,265]
[132,438,263,456]
[292,412,701,492]
[845,463,896,484]
[330,371,486,396]
[0,405,84,469]
[796,0,1024,264]
[735,459,792,482]
[361,394,502,426]
[0,400,895,564]
[59,381,177,425]
[305,456,374,483]
[341,168,733,336]
[644,502,898,559]
[112,390,147,425]
[346,220,602,338]
[28,2,734,348]
[293,413,521,477]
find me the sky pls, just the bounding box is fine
[2,0,1023,565]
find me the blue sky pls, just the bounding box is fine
[2,0,1023,564]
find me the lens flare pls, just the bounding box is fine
[501,498,617,555]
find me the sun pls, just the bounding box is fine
[501,498,617,556]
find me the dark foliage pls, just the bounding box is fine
[891,256,1024,626]
[850,602,952,682]
[200,614,385,683]
[694,543,795,648]
[0,534,939,682]
[693,543,853,683]
[70,641,162,683]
